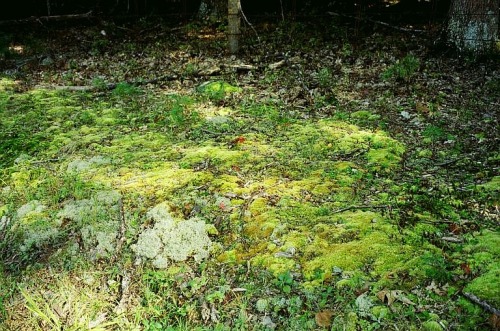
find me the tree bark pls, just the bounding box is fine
[447,0,499,54]
[228,0,241,54]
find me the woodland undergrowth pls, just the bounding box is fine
[0,15,499,331]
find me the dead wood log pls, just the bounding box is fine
[0,11,93,26]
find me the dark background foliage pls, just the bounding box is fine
[1,0,452,22]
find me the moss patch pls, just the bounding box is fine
[462,230,500,307]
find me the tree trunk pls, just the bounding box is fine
[227,0,240,54]
[447,0,499,54]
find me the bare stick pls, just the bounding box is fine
[0,11,93,26]
[332,205,391,214]
[327,11,425,33]
[239,3,261,45]
[463,292,500,316]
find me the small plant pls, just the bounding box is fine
[382,54,420,81]
[90,38,109,55]
[92,77,107,90]
[197,81,241,104]
[341,43,352,57]
[422,125,447,143]
[317,67,333,89]
[420,252,452,283]
[184,63,198,77]
[112,82,141,97]
[275,271,294,294]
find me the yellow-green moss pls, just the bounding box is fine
[462,230,500,306]
[478,176,500,191]
[197,81,242,94]
[115,165,206,197]
[180,145,250,172]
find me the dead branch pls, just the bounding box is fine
[40,74,181,92]
[441,236,463,243]
[327,11,426,34]
[332,205,391,214]
[0,11,93,26]
[463,292,500,316]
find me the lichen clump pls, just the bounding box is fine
[133,203,213,268]
[57,190,122,259]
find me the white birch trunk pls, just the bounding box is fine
[447,0,499,54]
[228,0,241,54]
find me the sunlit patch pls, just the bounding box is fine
[8,45,24,54]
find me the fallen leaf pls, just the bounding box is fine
[393,290,416,305]
[426,281,446,296]
[377,289,415,306]
[448,223,462,234]
[315,310,334,327]
[460,263,471,275]
[377,289,396,306]
[489,314,500,329]
[416,101,429,115]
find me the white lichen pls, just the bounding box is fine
[94,190,122,205]
[57,199,94,223]
[67,156,110,173]
[134,229,163,259]
[133,203,213,268]
[17,200,46,219]
[20,226,59,252]
[57,190,121,259]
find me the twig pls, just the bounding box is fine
[28,158,60,164]
[41,74,180,92]
[116,198,127,258]
[463,292,500,316]
[327,11,426,33]
[332,205,391,214]
[434,157,463,167]
[441,236,463,243]
[239,4,261,45]
[111,196,131,315]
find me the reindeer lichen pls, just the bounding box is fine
[133,203,213,268]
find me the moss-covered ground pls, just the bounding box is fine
[0,16,499,330]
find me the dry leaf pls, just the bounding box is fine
[489,314,500,329]
[315,310,334,327]
[416,101,429,114]
[393,290,416,305]
[426,281,446,296]
[377,289,396,306]
[377,289,415,306]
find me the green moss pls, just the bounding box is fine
[366,148,402,172]
[422,320,444,331]
[478,176,500,191]
[217,249,239,264]
[180,145,249,172]
[351,110,381,125]
[464,266,500,307]
[116,166,206,198]
[250,253,296,275]
[197,81,242,94]
[462,230,500,306]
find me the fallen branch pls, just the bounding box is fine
[332,205,391,214]
[327,11,425,33]
[41,74,180,92]
[111,196,131,315]
[0,11,93,26]
[434,157,463,167]
[441,236,463,243]
[463,292,500,316]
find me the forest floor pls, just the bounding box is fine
[0,14,499,330]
